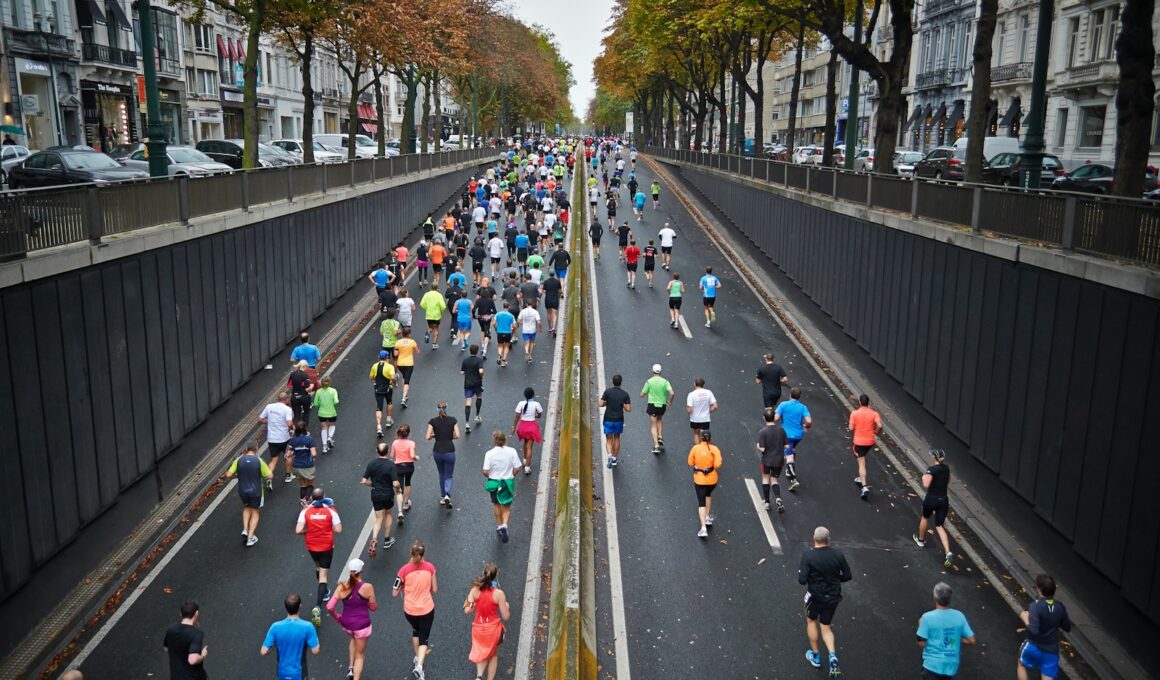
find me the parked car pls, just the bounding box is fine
[1,144,32,185]
[195,139,293,168]
[120,145,233,177]
[852,148,875,172]
[314,133,379,159]
[6,149,149,189]
[1051,163,1160,195]
[894,150,925,177]
[1146,187,1160,201]
[980,151,1066,188]
[952,136,1021,161]
[792,145,821,164]
[269,139,345,163]
[913,146,966,181]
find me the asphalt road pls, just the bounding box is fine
[75,180,564,679]
[589,158,1039,679]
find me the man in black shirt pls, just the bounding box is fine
[755,353,789,408]
[615,221,632,261]
[163,600,208,680]
[913,449,954,568]
[756,408,788,513]
[362,441,401,552]
[599,374,632,468]
[548,243,571,279]
[642,240,658,288]
[473,289,497,359]
[469,238,488,287]
[518,273,541,309]
[588,219,604,260]
[461,344,485,433]
[542,271,563,335]
[798,526,852,676]
[288,361,314,425]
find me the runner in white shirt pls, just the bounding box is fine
[472,204,486,229]
[540,195,554,214]
[482,431,522,543]
[616,158,626,173]
[396,289,416,328]
[260,394,297,485]
[517,303,542,363]
[658,222,677,271]
[685,377,718,445]
[487,235,506,276]
[588,186,599,209]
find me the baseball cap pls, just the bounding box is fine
[379,350,389,359]
[651,363,662,374]
[348,558,364,574]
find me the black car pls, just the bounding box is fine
[912,146,966,181]
[6,149,148,189]
[980,152,1066,189]
[195,139,292,169]
[1052,163,1160,195]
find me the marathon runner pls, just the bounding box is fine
[848,394,883,501]
[756,408,788,513]
[640,364,675,454]
[296,487,342,626]
[657,222,676,271]
[600,374,632,469]
[588,218,604,260]
[913,449,954,568]
[775,387,812,491]
[362,441,401,557]
[369,351,396,436]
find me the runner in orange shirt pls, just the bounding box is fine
[688,431,723,539]
[428,241,448,287]
[848,394,883,501]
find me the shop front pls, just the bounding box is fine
[189,108,223,143]
[221,88,244,138]
[82,79,138,152]
[14,58,60,150]
[135,81,183,144]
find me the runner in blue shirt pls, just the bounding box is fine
[917,583,977,678]
[447,268,468,290]
[454,295,474,351]
[260,594,320,680]
[289,332,321,368]
[699,267,722,328]
[493,302,517,367]
[774,387,811,491]
[633,190,647,222]
[514,232,531,273]
[367,262,391,294]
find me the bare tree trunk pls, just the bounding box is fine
[421,73,431,154]
[1112,0,1156,197]
[965,0,998,182]
[241,0,266,169]
[433,70,442,152]
[374,70,385,157]
[717,69,728,153]
[301,34,315,164]
[823,50,838,166]
[666,89,676,148]
[787,24,805,156]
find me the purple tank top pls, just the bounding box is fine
[340,584,372,631]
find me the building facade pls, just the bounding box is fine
[2,0,83,149]
[905,0,976,153]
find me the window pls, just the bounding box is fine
[1077,105,1105,148]
[1152,96,1160,148]
[106,1,120,49]
[945,24,956,68]
[1103,7,1119,61]
[185,66,196,92]
[187,22,213,52]
[962,24,972,66]
[219,50,234,87]
[1066,17,1081,68]
[1089,9,1107,63]
[996,22,1007,66]
[196,69,218,97]
[1055,108,1069,147]
[1017,15,1030,62]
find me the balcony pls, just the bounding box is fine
[4,27,76,58]
[915,67,966,90]
[1053,60,1119,95]
[923,0,962,17]
[156,57,181,78]
[82,42,137,68]
[991,61,1033,84]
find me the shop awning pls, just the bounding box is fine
[357,104,377,120]
[236,38,246,62]
[946,99,965,130]
[902,105,922,135]
[107,0,132,29]
[361,122,378,134]
[229,38,239,62]
[999,96,1021,129]
[216,35,229,60]
[74,0,106,28]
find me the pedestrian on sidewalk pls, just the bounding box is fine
[913,449,955,567]
[685,377,718,445]
[512,387,543,473]
[394,540,437,680]
[419,282,447,350]
[288,421,318,505]
[311,376,339,453]
[688,430,723,539]
[225,445,271,546]
[395,327,419,409]
[665,272,684,328]
[288,360,315,426]
[600,374,632,469]
[164,601,208,680]
[260,594,319,680]
[427,401,460,509]
[755,353,789,409]
[462,344,486,433]
[756,408,788,513]
[370,351,396,437]
[916,582,977,679]
[465,563,511,680]
[798,526,851,677]
[484,431,522,543]
[326,559,377,680]
[848,394,883,500]
[295,487,342,626]
[290,331,321,369]
[391,424,417,525]
[699,267,721,328]
[640,364,674,454]
[775,387,812,491]
[1017,575,1072,680]
[362,441,401,558]
[259,392,296,487]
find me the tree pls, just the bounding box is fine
[786,24,806,154]
[964,0,998,183]
[267,0,331,163]
[1112,0,1157,197]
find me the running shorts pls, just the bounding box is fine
[805,597,838,625]
[545,298,559,310]
[1018,641,1060,678]
[590,237,601,245]
[398,366,414,384]
[694,483,716,507]
[478,319,492,335]
[295,465,316,481]
[427,319,440,329]
[472,261,484,272]
[646,403,667,418]
[852,444,873,458]
[374,391,393,410]
[371,492,394,511]
[308,549,334,569]
[762,392,782,408]
[661,246,673,254]
[318,415,336,424]
[522,332,537,342]
[395,463,415,487]
[432,263,443,273]
[644,260,655,272]
[456,319,471,331]
[703,297,716,307]
[689,421,710,430]
[761,463,784,478]
[268,441,288,457]
[405,611,435,646]
[602,420,625,436]
[496,332,512,344]
[627,262,638,272]
[464,386,484,399]
[668,297,682,310]
[921,495,949,527]
[240,492,262,509]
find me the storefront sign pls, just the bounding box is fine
[221,90,244,103]
[257,96,273,108]
[18,59,51,76]
[21,95,40,115]
[84,81,134,96]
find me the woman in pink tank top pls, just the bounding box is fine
[326,558,377,680]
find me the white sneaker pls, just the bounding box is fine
[697,526,708,538]
[704,322,711,328]
[246,535,259,547]
[705,514,715,527]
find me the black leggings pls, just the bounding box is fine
[694,483,717,507]
[405,610,435,646]
[396,463,415,487]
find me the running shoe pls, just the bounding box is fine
[403,499,412,511]
[497,357,503,365]
[376,429,383,438]
[397,512,405,526]
[412,662,425,679]
[788,478,800,492]
[829,655,842,677]
[322,588,331,603]
[440,495,450,507]
[474,415,483,423]
[368,540,377,558]
[944,552,954,568]
[776,498,786,514]
[265,478,273,492]
[607,455,616,469]
[657,437,664,447]
[499,526,509,543]
[912,533,926,547]
[805,650,821,668]
[704,322,711,328]
[432,343,439,350]
[860,486,869,501]
[465,424,472,434]
[705,514,715,527]
[385,417,394,427]
[697,526,708,539]
[763,500,771,510]
[310,606,322,627]
[461,340,467,351]
[284,473,295,483]
[401,398,408,408]
[246,535,259,547]
[853,476,862,487]
[347,666,355,679]
[382,536,396,549]
[242,528,249,537]
[424,331,430,344]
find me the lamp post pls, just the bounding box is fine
[1020,0,1053,189]
[136,0,168,178]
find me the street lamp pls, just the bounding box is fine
[134,0,168,178]
[1020,0,1053,189]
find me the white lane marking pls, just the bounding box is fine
[586,171,632,680]
[513,209,572,680]
[338,509,377,584]
[677,313,693,339]
[744,478,783,555]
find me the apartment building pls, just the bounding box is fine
[2,0,83,149]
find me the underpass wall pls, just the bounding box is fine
[0,167,473,602]
[663,161,1160,624]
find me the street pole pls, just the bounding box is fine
[843,0,863,169]
[1021,0,1053,189]
[472,71,478,149]
[136,0,168,178]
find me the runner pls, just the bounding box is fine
[642,240,658,288]
[688,430,723,538]
[419,282,447,350]
[775,387,812,491]
[666,272,685,329]
[287,360,314,433]
[633,187,647,222]
[483,431,523,542]
[640,364,675,454]
[699,267,721,328]
[913,449,955,568]
[473,287,497,359]
[848,394,883,501]
[165,601,209,680]
[259,393,296,486]
[511,387,543,473]
[514,229,531,274]
[651,179,661,209]
[225,445,272,546]
[917,582,977,679]
[397,288,416,331]
[426,401,460,508]
[493,302,516,368]
[288,421,319,505]
[296,487,342,627]
[325,559,377,680]
[517,301,541,363]
[755,353,789,408]
[588,217,603,260]
[600,374,632,469]
[658,222,676,271]
[428,240,447,287]
[394,540,437,680]
[260,595,319,680]
[685,377,718,445]
[461,344,486,433]
[548,242,571,280]
[391,424,417,524]
[465,563,511,680]
[368,261,392,301]
[290,332,321,368]
[756,407,788,513]
[542,271,563,335]
[615,220,632,261]
[1017,575,1072,680]
[370,351,396,437]
[394,327,419,409]
[798,526,851,677]
[362,441,401,558]
[311,376,339,453]
[453,289,474,351]
[623,239,640,289]
[415,241,430,284]
[526,251,545,284]
[487,232,506,277]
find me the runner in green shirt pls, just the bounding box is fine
[527,252,545,272]
[640,364,675,453]
[418,282,448,349]
[380,310,401,355]
[667,273,685,329]
[312,376,340,453]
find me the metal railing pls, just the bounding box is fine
[646,146,1160,268]
[81,42,137,67]
[0,147,494,261]
[991,62,1033,83]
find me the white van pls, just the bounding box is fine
[953,137,1021,164]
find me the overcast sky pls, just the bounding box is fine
[507,0,616,118]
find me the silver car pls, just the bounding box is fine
[1,144,32,186]
[270,139,345,163]
[121,145,234,177]
[894,150,925,178]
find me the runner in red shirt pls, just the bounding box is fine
[847,394,883,501]
[624,239,641,290]
[296,487,343,626]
